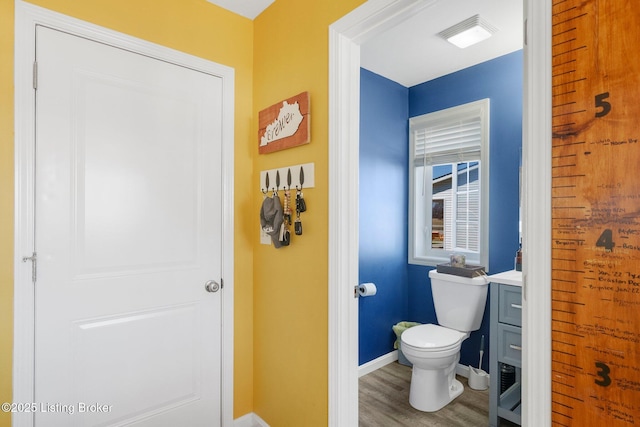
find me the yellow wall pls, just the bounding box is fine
[2,0,375,425]
[0,2,15,427]
[252,1,364,425]
[0,0,254,423]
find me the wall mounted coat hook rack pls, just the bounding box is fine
[260,162,314,193]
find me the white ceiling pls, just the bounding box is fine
[361,0,523,87]
[206,0,274,20]
[206,0,522,88]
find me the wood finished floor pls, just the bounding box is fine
[359,362,519,427]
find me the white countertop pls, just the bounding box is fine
[487,269,522,287]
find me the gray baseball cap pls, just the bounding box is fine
[260,195,284,248]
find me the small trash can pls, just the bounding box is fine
[392,321,421,366]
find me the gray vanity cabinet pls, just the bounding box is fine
[488,271,522,427]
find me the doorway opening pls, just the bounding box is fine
[328,0,552,426]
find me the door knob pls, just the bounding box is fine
[205,280,220,293]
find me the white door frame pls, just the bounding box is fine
[13,2,235,426]
[327,0,552,426]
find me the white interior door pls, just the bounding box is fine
[34,26,223,427]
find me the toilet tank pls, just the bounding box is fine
[428,270,489,332]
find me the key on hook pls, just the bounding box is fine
[296,167,307,212]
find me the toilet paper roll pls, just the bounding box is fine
[358,282,377,297]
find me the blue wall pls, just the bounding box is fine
[408,50,522,371]
[359,50,523,372]
[359,69,409,365]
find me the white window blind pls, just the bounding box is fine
[411,101,486,166]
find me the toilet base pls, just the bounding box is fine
[408,365,464,412]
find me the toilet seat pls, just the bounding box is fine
[401,323,465,352]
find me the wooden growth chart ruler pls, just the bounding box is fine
[551,0,640,425]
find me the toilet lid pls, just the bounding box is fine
[401,324,465,351]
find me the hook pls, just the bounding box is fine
[296,166,305,191]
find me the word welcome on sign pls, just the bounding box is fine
[258,92,310,154]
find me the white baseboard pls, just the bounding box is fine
[457,363,471,378]
[357,350,490,382]
[358,350,398,377]
[234,412,270,427]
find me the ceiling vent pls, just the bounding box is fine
[438,15,498,49]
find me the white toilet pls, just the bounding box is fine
[400,269,489,412]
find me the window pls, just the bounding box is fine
[409,99,489,267]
